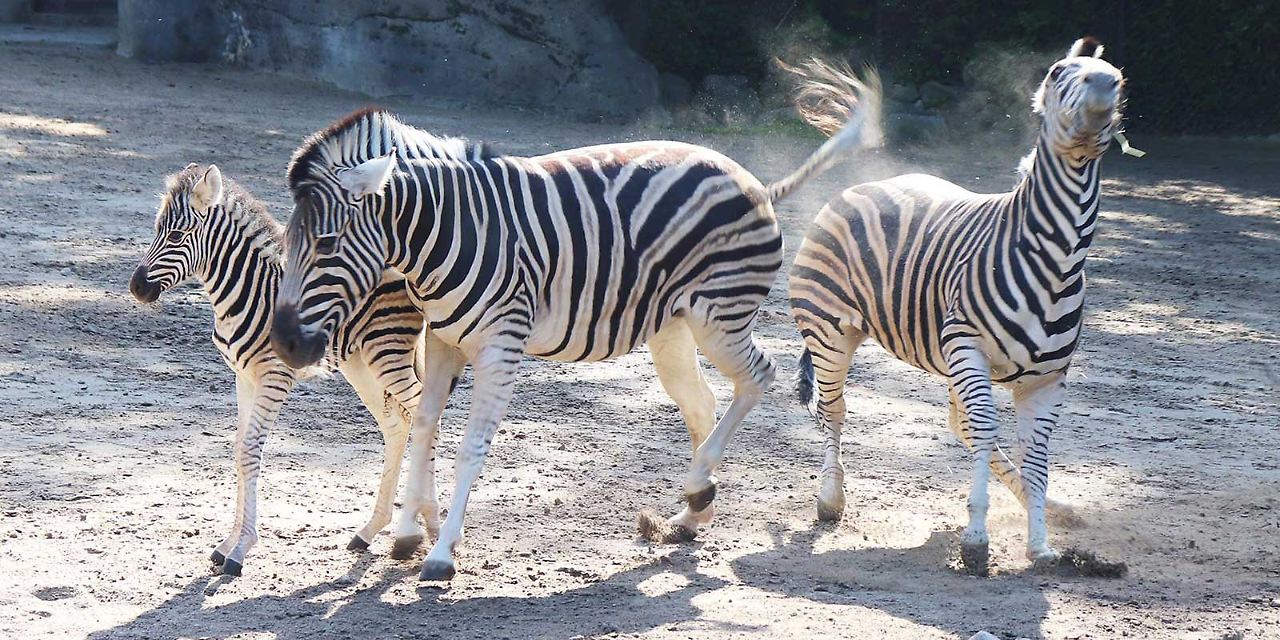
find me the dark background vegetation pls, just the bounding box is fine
[609,0,1280,135]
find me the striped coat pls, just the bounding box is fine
[272,62,881,580]
[790,38,1123,575]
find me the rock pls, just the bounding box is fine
[117,0,661,119]
[919,80,962,109]
[659,72,693,108]
[888,83,919,103]
[33,586,77,601]
[117,0,222,62]
[969,632,1000,640]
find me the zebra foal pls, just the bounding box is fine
[791,38,1124,574]
[129,164,428,576]
[271,66,881,580]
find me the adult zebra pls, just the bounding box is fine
[271,62,881,580]
[130,162,438,576]
[790,38,1124,574]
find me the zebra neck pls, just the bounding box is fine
[1014,137,1101,288]
[200,215,282,331]
[383,162,506,299]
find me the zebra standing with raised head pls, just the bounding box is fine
[270,64,881,581]
[129,163,432,576]
[790,38,1125,574]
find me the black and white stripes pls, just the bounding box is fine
[130,163,431,575]
[789,38,1121,574]
[271,72,880,580]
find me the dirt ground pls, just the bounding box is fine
[1,34,1278,640]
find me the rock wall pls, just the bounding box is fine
[116,0,660,119]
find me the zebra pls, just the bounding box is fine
[270,63,882,581]
[790,38,1124,575]
[128,163,431,576]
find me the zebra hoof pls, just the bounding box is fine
[217,558,243,578]
[959,541,990,577]
[418,559,456,582]
[686,481,717,513]
[390,534,422,561]
[1029,548,1063,572]
[347,535,371,552]
[210,549,226,567]
[815,499,845,523]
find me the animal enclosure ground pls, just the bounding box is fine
[1,38,1277,640]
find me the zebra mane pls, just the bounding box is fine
[286,107,494,189]
[163,164,284,264]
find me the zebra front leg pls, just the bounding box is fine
[944,336,998,576]
[646,319,718,541]
[951,391,1080,527]
[211,371,255,570]
[419,343,519,581]
[215,368,293,577]
[1013,375,1067,567]
[392,335,465,560]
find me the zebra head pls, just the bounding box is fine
[130,163,222,304]
[272,151,398,368]
[1033,37,1125,160]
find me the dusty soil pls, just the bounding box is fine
[1,35,1278,640]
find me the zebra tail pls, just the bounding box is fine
[767,59,884,204]
[795,348,817,416]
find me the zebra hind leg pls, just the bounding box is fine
[672,317,776,526]
[641,319,718,542]
[340,358,411,552]
[804,327,865,523]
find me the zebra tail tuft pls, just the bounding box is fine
[767,58,884,204]
[795,348,817,417]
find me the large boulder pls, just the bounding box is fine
[117,0,661,119]
[117,0,224,62]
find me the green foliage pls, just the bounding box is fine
[618,0,1280,134]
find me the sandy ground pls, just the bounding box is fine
[0,34,1278,640]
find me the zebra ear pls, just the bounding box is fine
[339,149,398,199]
[189,164,223,213]
[1068,37,1104,59]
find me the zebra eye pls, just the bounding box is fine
[165,230,186,243]
[314,235,338,256]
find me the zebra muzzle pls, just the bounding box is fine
[270,305,327,369]
[129,264,161,303]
